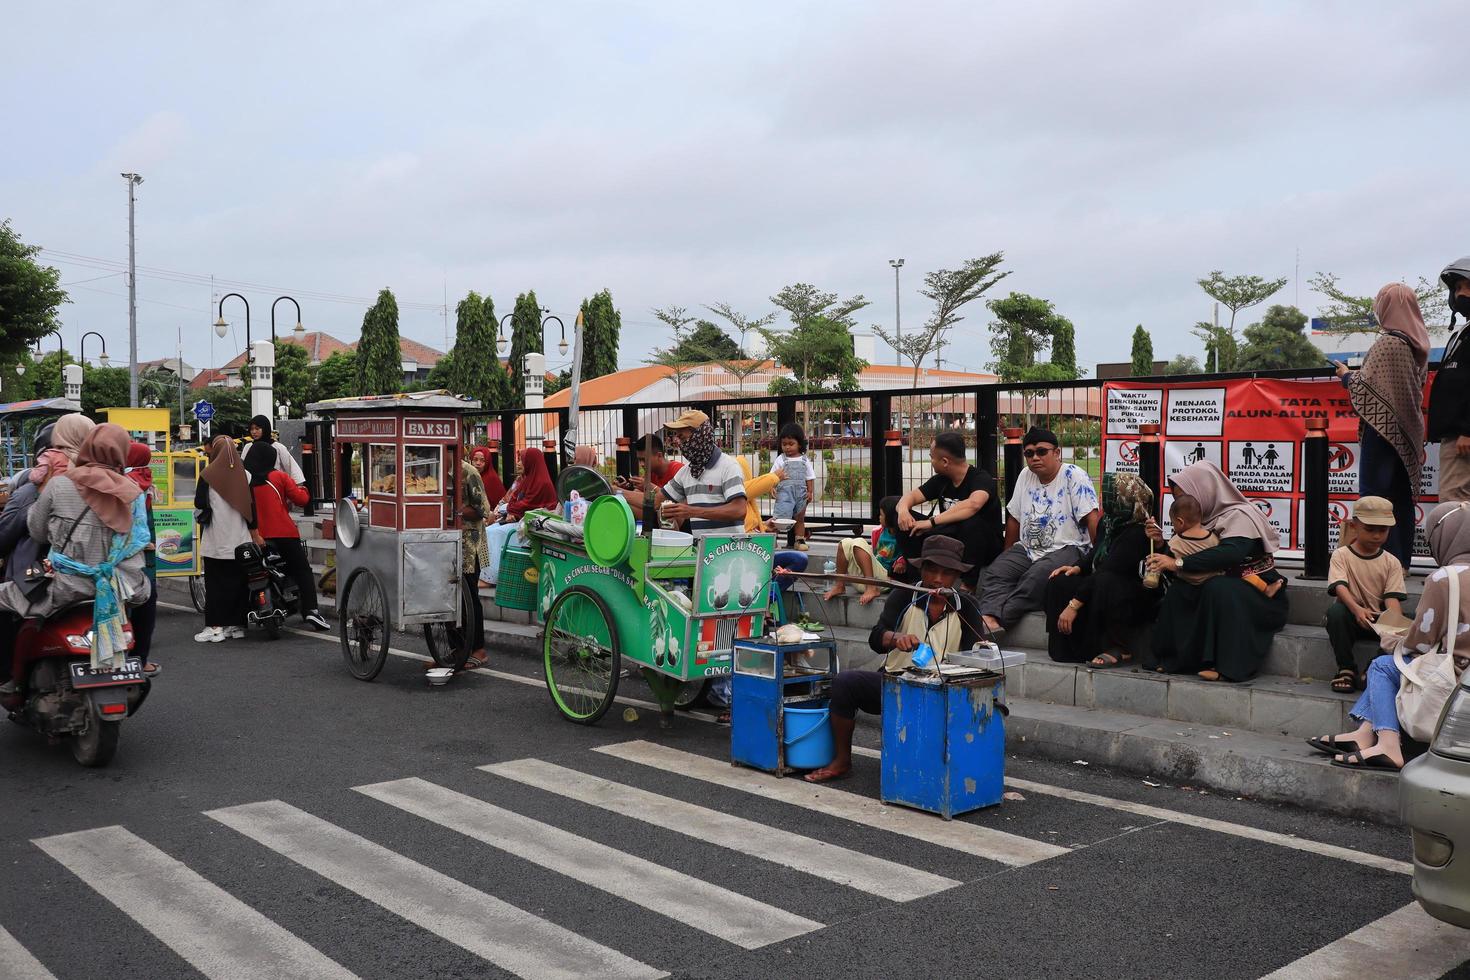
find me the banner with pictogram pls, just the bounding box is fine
[1102,378,1435,556]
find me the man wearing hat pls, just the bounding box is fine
[804,535,983,783]
[649,410,748,534]
[979,426,1099,635]
[1323,495,1408,692]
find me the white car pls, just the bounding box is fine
[1401,672,1470,928]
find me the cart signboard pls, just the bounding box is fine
[692,532,775,617]
[153,506,198,576]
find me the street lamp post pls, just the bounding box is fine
[496,313,574,450]
[79,331,109,368]
[121,173,144,407]
[889,258,904,366]
[270,295,302,345]
[215,293,252,394]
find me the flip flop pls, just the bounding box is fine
[803,767,851,784]
[1089,652,1133,669]
[1330,749,1402,772]
[1305,735,1361,757]
[460,655,489,670]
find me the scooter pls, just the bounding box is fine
[2,603,149,767]
[237,542,299,639]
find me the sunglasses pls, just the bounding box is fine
[1023,447,1054,459]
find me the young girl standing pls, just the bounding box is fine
[772,423,815,551]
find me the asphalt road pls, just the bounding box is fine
[1,592,1466,980]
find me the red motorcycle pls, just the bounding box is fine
[2,602,149,767]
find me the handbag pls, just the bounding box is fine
[1395,566,1463,743]
[12,509,90,601]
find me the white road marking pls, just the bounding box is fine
[594,741,1068,866]
[846,746,1411,876]
[204,799,664,980]
[358,776,819,949]
[481,758,960,901]
[0,926,58,980]
[1259,902,1470,979]
[32,826,357,980]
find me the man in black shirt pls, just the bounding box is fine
[895,431,1002,585]
[803,536,983,783]
[1427,257,1470,501]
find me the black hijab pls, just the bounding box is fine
[244,440,276,487]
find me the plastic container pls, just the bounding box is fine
[950,646,1027,671]
[783,703,834,770]
[495,548,539,611]
[652,529,694,560]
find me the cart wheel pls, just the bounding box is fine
[543,585,620,724]
[189,574,207,614]
[424,577,475,671]
[340,568,390,681]
[673,679,710,710]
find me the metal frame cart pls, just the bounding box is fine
[504,465,778,727]
[730,638,839,775]
[308,391,482,679]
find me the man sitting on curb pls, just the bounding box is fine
[979,426,1099,636]
[803,536,983,784]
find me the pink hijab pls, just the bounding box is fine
[1171,461,1278,553]
[1374,282,1431,370]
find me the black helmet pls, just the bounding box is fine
[31,422,55,462]
[1443,256,1470,326]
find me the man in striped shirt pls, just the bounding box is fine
[658,410,747,534]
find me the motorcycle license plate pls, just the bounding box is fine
[69,658,145,688]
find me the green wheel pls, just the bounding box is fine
[340,568,390,681]
[543,585,620,724]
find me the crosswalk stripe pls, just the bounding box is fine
[594,741,1069,866]
[204,800,664,980]
[357,776,821,949]
[31,826,358,980]
[0,926,58,980]
[481,758,962,902]
[1259,902,1470,979]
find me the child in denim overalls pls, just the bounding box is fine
[772,423,814,551]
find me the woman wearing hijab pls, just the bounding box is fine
[1143,461,1290,681]
[29,413,97,488]
[483,448,558,586]
[0,425,150,661]
[124,443,161,673]
[469,445,507,506]
[1333,283,1430,569]
[1045,473,1160,666]
[248,415,306,485]
[1312,502,1470,770]
[195,436,260,642]
[244,441,329,631]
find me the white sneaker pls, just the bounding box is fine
[194,627,225,643]
[224,626,247,639]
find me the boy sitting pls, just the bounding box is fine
[1323,495,1408,692]
[1167,494,1284,596]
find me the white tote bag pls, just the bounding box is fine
[1395,566,1463,743]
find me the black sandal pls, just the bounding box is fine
[1330,749,1402,772]
[1330,668,1358,693]
[1306,735,1360,757]
[1088,651,1133,669]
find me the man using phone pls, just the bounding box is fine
[1428,257,1470,501]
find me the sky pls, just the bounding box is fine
[3,0,1467,381]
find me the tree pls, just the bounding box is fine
[1130,325,1154,375]
[0,220,68,365]
[507,291,542,408]
[273,340,312,417]
[1164,354,1203,375]
[1237,304,1322,371]
[80,366,134,418]
[25,349,75,400]
[877,254,1009,389]
[1190,322,1240,373]
[201,385,253,436]
[1196,270,1288,367]
[1310,271,1450,334]
[769,283,870,333]
[706,302,776,357]
[357,288,403,395]
[760,314,867,438]
[1050,318,1078,377]
[312,350,359,402]
[577,289,622,380]
[986,292,1074,382]
[672,320,740,361]
[445,290,512,409]
[648,305,700,401]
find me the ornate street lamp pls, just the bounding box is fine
[271,295,302,345]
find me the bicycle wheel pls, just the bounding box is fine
[543,585,620,724]
[424,576,475,671]
[340,568,390,681]
[189,574,207,614]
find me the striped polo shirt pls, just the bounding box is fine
[660,448,747,532]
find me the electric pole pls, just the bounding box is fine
[889,258,904,366]
[121,172,144,407]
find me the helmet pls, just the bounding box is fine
[31,422,55,462]
[1443,256,1470,324]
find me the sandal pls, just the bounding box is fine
[461,654,489,670]
[803,765,851,783]
[1330,749,1402,772]
[1197,669,1222,682]
[716,710,731,725]
[1330,668,1358,693]
[1089,651,1133,669]
[1306,735,1362,757]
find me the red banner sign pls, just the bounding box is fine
[1102,378,1438,555]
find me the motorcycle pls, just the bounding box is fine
[237,542,299,639]
[2,603,149,767]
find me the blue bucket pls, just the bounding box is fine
[784,703,834,770]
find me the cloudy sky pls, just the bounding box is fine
[4,1,1467,380]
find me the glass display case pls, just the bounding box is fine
[403,446,441,496]
[368,444,398,495]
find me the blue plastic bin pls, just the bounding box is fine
[782,704,834,770]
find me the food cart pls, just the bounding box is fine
[500,465,777,726]
[307,392,481,679]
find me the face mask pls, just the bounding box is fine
[1452,293,1470,319]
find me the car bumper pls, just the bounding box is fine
[1400,750,1470,929]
